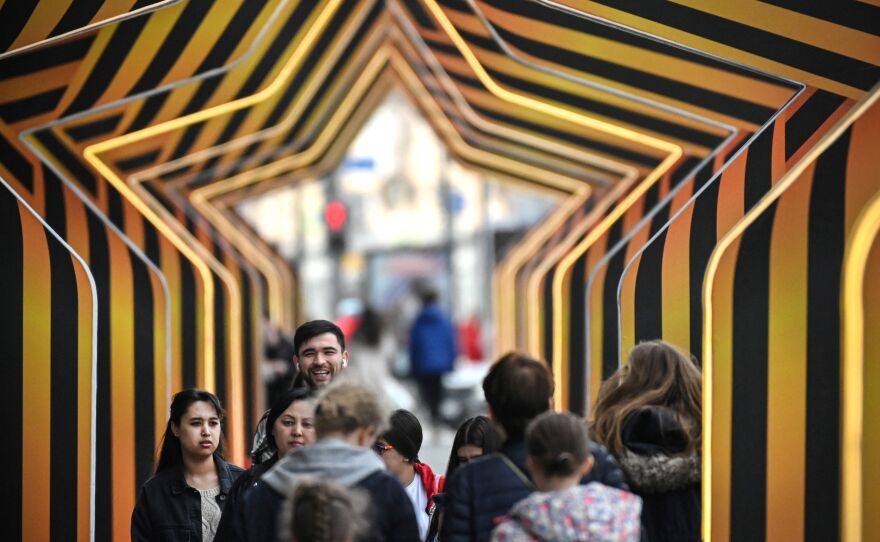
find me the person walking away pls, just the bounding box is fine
[216,388,316,541]
[279,479,369,542]
[131,389,244,542]
[440,353,627,542]
[590,340,702,542]
[375,409,440,540]
[236,383,419,542]
[409,287,456,424]
[491,412,642,542]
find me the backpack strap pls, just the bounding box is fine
[493,453,535,490]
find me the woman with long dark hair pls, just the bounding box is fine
[590,340,702,542]
[215,388,315,541]
[132,389,244,542]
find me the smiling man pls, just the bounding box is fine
[249,320,350,464]
[291,320,349,388]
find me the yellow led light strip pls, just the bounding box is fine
[702,85,880,542]
[421,0,683,379]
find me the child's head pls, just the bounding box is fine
[525,412,593,490]
[281,480,367,542]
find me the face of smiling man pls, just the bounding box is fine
[294,332,348,388]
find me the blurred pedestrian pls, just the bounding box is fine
[440,353,627,542]
[216,388,315,541]
[237,383,419,542]
[590,340,702,542]
[375,409,440,540]
[132,389,243,542]
[491,412,642,542]
[279,479,369,542]
[409,286,456,424]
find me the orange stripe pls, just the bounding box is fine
[108,234,136,542]
[863,238,880,541]
[662,197,694,351]
[765,163,812,541]
[151,268,169,454]
[20,206,52,542]
[73,257,94,542]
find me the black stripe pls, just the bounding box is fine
[0,87,65,123]
[634,230,665,343]
[743,123,774,212]
[0,35,93,80]
[129,1,213,95]
[601,221,626,379]
[240,268,255,443]
[86,210,112,542]
[128,92,170,132]
[196,1,266,72]
[35,129,98,195]
[477,0,796,87]
[63,15,149,115]
[180,254,197,388]
[729,203,775,542]
[403,0,437,30]
[588,0,880,90]
[0,1,38,52]
[159,164,193,180]
[64,114,123,143]
[107,187,124,229]
[42,165,67,237]
[759,0,880,37]
[48,232,79,541]
[567,253,587,415]
[115,149,161,173]
[785,90,846,160]
[0,190,23,541]
[481,15,778,124]
[234,1,321,99]
[0,133,34,191]
[803,128,849,542]
[50,0,102,37]
[688,179,720,357]
[144,219,160,265]
[131,254,156,489]
[169,124,204,160]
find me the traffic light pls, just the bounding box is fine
[324,199,347,253]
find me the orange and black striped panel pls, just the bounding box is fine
[704,89,879,542]
[0,181,94,541]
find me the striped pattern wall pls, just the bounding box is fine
[0,181,94,541]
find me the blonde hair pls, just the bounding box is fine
[314,382,388,437]
[279,480,368,542]
[590,340,702,456]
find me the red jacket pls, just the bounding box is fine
[414,462,440,514]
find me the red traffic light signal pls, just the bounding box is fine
[324,200,347,232]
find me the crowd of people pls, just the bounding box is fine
[131,319,702,542]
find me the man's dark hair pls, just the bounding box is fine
[293,320,346,356]
[482,352,554,441]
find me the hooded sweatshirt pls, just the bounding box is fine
[490,483,642,542]
[236,438,419,542]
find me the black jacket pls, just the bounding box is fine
[214,456,277,542]
[131,455,244,542]
[236,438,419,542]
[618,407,701,542]
[439,438,627,542]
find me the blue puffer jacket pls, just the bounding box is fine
[439,439,627,542]
[409,304,457,376]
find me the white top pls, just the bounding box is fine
[405,473,430,540]
[198,486,222,542]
